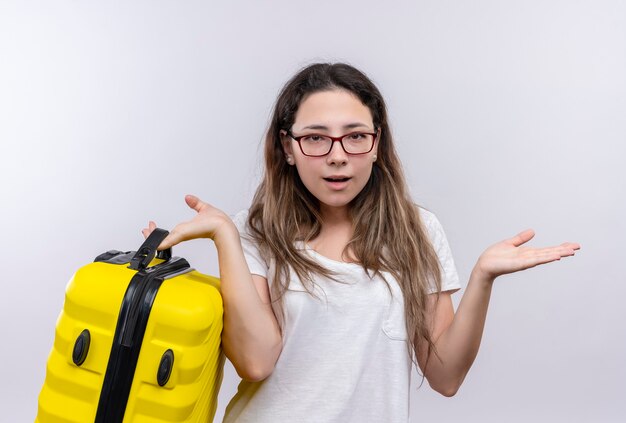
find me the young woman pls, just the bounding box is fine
[143,63,580,422]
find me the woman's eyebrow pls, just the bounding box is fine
[301,122,371,131]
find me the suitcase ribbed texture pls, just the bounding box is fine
[37,255,224,423]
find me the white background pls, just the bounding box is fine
[1,1,624,421]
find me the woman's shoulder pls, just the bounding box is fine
[414,205,451,244]
[415,205,438,228]
[231,209,254,238]
[231,209,250,226]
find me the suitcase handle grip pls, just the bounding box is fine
[128,228,172,270]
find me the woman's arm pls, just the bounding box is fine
[416,229,580,396]
[144,195,282,382]
[215,227,283,382]
[416,270,493,397]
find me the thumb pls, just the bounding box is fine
[185,194,204,212]
[157,221,193,250]
[157,229,186,251]
[508,229,535,247]
[157,232,179,251]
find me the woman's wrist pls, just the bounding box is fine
[213,219,240,249]
[470,265,496,287]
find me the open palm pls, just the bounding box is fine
[474,229,581,281]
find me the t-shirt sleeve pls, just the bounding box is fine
[231,210,268,278]
[419,207,462,295]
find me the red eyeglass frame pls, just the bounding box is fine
[285,129,379,157]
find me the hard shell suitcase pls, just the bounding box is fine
[37,229,224,422]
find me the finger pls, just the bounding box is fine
[185,194,204,212]
[523,248,573,263]
[558,245,577,255]
[509,229,535,247]
[546,245,578,257]
[521,250,565,269]
[529,245,575,256]
[561,242,581,251]
[157,225,187,250]
[531,247,577,265]
[142,221,159,239]
[157,235,175,250]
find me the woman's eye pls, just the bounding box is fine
[304,135,324,142]
[349,133,364,140]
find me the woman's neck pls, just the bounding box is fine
[319,204,351,227]
[310,204,358,262]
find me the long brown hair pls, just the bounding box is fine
[247,63,444,382]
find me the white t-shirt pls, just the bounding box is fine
[222,207,462,423]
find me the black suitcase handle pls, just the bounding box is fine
[128,228,172,270]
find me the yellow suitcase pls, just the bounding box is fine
[37,229,224,422]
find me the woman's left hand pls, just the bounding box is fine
[474,229,581,282]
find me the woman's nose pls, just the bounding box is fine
[326,139,348,165]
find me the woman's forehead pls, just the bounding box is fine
[293,89,373,131]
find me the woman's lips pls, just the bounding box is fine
[323,176,351,190]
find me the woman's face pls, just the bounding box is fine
[281,89,379,217]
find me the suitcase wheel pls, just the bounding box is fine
[72,329,91,366]
[157,349,174,386]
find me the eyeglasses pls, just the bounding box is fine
[286,129,378,157]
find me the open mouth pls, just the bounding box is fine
[323,177,351,182]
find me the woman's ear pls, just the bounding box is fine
[280,130,295,165]
[280,130,294,156]
[373,127,381,156]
